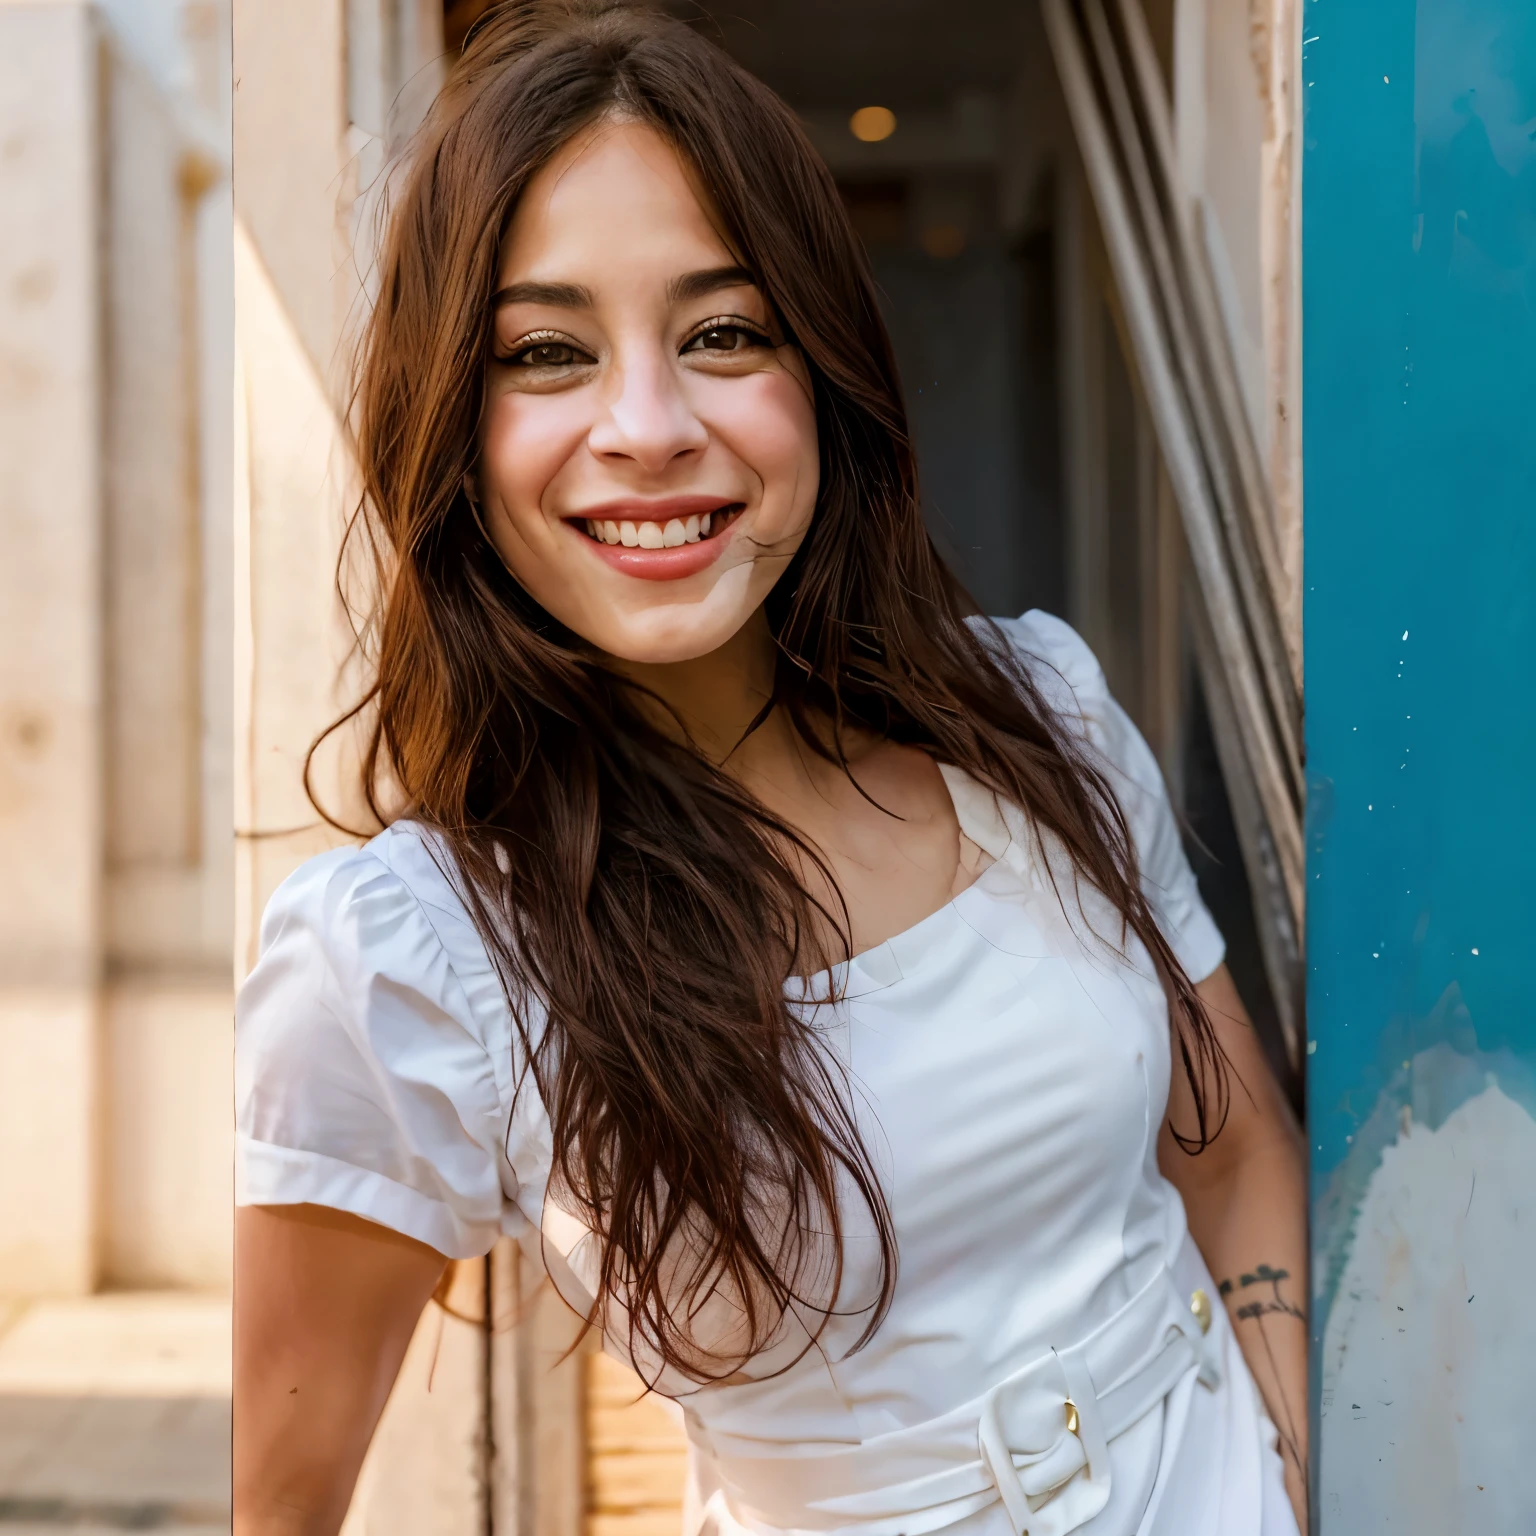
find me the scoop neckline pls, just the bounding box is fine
[783,760,1020,1001]
[782,852,1020,1002]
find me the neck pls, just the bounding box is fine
[613,608,782,767]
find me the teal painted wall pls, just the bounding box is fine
[1304,0,1536,1524]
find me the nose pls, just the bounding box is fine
[587,346,708,473]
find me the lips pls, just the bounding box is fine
[565,498,745,581]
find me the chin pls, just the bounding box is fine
[562,562,771,668]
[596,618,741,667]
[576,595,749,668]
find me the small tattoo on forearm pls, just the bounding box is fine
[1218,1263,1309,1501]
[1217,1263,1306,1324]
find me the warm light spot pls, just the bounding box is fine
[849,106,897,143]
[920,223,966,260]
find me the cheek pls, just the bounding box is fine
[703,370,819,526]
[479,389,589,533]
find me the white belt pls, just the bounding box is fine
[692,1236,1224,1536]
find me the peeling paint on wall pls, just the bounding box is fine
[1304,0,1536,1526]
[1320,1071,1536,1526]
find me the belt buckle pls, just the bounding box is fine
[977,1347,1114,1536]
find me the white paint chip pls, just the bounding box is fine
[1323,1083,1536,1527]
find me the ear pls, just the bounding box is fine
[462,471,480,508]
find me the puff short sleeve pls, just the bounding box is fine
[236,827,547,1258]
[987,610,1226,983]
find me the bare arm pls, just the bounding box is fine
[1159,965,1309,1533]
[234,1204,449,1536]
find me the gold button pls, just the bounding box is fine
[1064,1398,1080,1436]
[1190,1288,1213,1335]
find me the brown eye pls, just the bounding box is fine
[508,341,586,368]
[684,324,769,354]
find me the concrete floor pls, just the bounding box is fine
[0,1294,230,1533]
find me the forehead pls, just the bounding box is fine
[498,118,735,284]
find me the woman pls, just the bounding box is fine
[233,5,1308,1534]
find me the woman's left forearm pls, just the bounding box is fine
[1180,1136,1309,1513]
[1160,965,1309,1530]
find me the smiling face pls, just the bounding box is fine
[478,118,820,665]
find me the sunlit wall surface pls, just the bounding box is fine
[1304,0,1536,1525]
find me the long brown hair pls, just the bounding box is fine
[329,0,1226,1381]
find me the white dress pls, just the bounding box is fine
[236,612,1297,1536]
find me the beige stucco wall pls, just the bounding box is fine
[0,0,235,1297]
[104,983,235,1288]
[100,14,237,1293]
[232,212,360,977]
[0,0,105,1298]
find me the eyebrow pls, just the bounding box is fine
[490,265,758,311]
[491,279,594,309]
[667,264,759,302]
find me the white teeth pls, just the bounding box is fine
[598,512,722,549]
